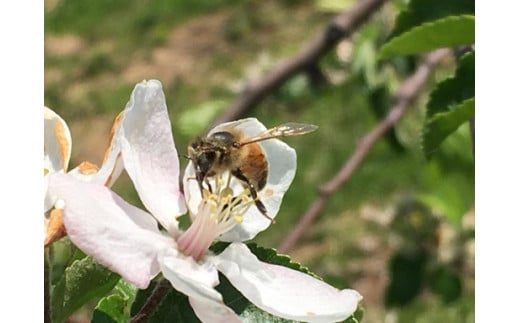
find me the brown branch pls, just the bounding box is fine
[277,48,451,254]
[130,279,172,323]
[210,0,387,127]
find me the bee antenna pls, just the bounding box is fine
[181,154,191,160]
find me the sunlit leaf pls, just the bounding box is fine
[92,280,138,323]
[380,15,474,58]
[92,294,127,323]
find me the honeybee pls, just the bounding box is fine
[187,120,318,220]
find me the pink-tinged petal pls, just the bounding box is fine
[159,252,241,323]
[184,118,297,241]
[212,243,362,323]
[120,80,186,234]
[48,173,175,289]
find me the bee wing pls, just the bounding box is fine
[239,122,318,146]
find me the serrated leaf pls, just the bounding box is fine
[389,0,474,38]
[426,51,474,118]
[50,256,120,323]
[380,15,474,58]
[92,294,127,323]
[239,303,298,322]
[422,97,474,157]
[246,242,319,279]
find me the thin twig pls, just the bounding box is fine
[278,48,451,254]
[130,279,172,323]
[210,0,387,127]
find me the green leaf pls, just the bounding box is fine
[130,281,157,317]
[245,242,319,278]
[422,97,475,157]
[144,286,200,323]
[427,265,463,303]
[50,256,120,323]
[216,274,250,314]
[113,279,138,306]
[389,0,474,38]
[426,51,475,118]
[380,15,474,58]
[345,307,364,323]
[239,303,298,322]
[92,295,127,323]
[92,280,139,323]
[130,280,199,323]
[385,250,428,306]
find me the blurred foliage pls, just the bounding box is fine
[45,0,474,322]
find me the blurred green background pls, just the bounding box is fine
[45,0,474,322]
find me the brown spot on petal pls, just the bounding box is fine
[54,119,71,171]
[306,311,316,316]
[264,188,274,197]
[102,111,124,165]
[104,152,122,186]
[44,208,67,248]
[77,160,99,175]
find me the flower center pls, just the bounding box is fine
[177,173,254,260]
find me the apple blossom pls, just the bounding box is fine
[44,106,125,247]
[47,79,362,322]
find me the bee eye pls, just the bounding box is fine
[204,151,216,161]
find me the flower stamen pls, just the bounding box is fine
[178,173,254,260]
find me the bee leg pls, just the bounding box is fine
[231,169,275,223]
[204,178,213,194]
[195,171,205,197]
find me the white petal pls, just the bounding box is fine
[48,173,175,289]
[120,80,186,234]
[159,252,241,323]
[44,173,54,213]
[184,118,297,241]
[92,111,125,187]
[189,297,242,323]
[212,243,362,323]
[44,106,72,173]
